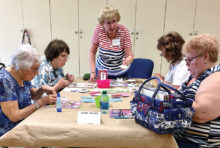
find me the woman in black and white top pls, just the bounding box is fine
[175,34,220,148]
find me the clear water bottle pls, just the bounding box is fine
[100,90,109,114]
[56,93,62,112]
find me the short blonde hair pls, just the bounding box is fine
[182,34,219,62]
[98,5,120,25]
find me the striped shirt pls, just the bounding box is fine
[175,64,220,147]
[91,24,132,76]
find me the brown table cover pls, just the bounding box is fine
[0,80,178,148]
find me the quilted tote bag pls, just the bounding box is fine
[130,77,194,134]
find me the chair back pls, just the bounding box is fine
[125,58,154,79]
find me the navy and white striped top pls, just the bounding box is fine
[92,24,132,77]
[175,64,220,147]
[96,48,127,76]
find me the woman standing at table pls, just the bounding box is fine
[89,5,134,81]
[0,44,56,137]
[31,39,74,92]
[154,31,190,89]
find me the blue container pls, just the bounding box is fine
[56,93,62,112]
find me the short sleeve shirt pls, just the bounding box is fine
[31,57,64,88]
[91,24,132,51]
[165,60,190,86]
[91,24,132,76]
[0,68,32,137]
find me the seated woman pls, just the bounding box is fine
[175,34,220,148]
[0,44,57,137]
[89,6,134,81]
[32,39,74,92]
[154,31,190,89]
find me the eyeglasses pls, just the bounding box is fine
[184,54,202,64]
[29,66,39,73]
[104,20,117,26]
[60,54,70,61]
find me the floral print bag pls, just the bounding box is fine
[130,77,194,134]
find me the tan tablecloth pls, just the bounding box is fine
[0,87,178,148]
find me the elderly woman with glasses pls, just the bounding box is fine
[154,31,190,89]
[0,44,57,137]
[174,34,220,148]
[89,5,134,81]
[32,39,74,92]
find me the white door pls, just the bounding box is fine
[194,0,220,62]
[50,0,79,77]
[22,0,51,55]
[162,0,196,75]
[135,0,166,75]
[0,0,23,65]
[78,0,107,76]
[107,0,136,50]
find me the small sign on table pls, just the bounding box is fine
[77,111,101,124]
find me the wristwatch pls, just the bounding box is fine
[34,102,40,109]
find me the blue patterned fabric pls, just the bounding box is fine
[0,68,32,137]
[31,57,64,88]
[130,77,194,134]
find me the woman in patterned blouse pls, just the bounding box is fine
[0,44,57,137]
[89,5,134,81]
[175,34,220,148]
[32,39,74,92]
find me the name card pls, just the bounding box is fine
[77,111,101,124]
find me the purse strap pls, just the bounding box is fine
[137,77,186,101]
[22,29,31,45]
[0,63,5,70]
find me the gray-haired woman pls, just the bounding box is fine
[0,44,57,137]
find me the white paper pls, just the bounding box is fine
[119,65,129,70]
[77,111,101,124]
[62,87,80,92]
[141,88,168,101]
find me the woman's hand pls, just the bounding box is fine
[122,58,130,66]
[153,73,165,81]
[40,85,56,96]
[40,94,57,106]
[90,73,96,82]
[66,73,74,83]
